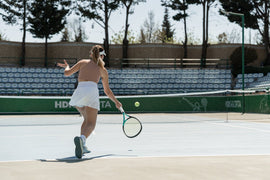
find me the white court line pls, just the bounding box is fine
[202,119,270,134]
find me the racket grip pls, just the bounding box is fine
[119,107,124,113]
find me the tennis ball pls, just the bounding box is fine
[134,101,140,107]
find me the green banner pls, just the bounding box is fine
[0,94,269,114]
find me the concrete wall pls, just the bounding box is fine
[0,41,267,66]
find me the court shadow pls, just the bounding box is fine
[38,154,116,163]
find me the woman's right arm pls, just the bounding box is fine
[57,60,83,76]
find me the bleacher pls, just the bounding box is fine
[101,68,232,95]
[0,67,232,96]
[234,73,265,89]
[0,67,76,95]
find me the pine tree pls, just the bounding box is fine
[161,0,189,57]
[0,0,32,66]
[161,7,174,43]
[28,0,71,67]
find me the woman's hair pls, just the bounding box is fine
[91,45,105,68]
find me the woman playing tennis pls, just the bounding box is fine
[57,45,122,159]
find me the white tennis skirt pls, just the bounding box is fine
[69,81,100,110]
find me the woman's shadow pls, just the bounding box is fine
[38,153,136,163]
[38,154,116,163]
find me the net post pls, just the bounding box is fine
[225,90,229,123]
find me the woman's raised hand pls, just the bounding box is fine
[57,60,69,68]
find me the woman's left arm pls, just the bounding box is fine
[100,68,122,109]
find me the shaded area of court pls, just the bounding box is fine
[1,113,270,179]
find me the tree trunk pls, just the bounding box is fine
[122,4,130,67]
[201,1,206,67]
[264,1,270,65]
[21,0,26,66]
[103,0,110,67]
[183,8,188,58]
[45,37,48,67]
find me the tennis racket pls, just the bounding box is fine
[119,107,142,138]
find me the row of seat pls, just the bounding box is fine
[107,78,231,84]
[99,83,230,89]
[0,78,76,84]
[0,67,233,95]
[110,73,231,79]
[0,88,73,96]
[0,83,75,89]
[0,67,64,74]
[99,88,228,95]
[109,69,231,74]
[0,67,231,74]
[0,67,76,95]
[0,72,75,78]
[234,73,270,89]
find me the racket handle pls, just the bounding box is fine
[119,107,124,113]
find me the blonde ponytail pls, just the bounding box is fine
[91,45,105,69]
[98,57,105,68]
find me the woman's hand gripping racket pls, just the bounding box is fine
[119,107,142,138]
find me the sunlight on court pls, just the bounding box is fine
[1,113,270,162]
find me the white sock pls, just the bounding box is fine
[80,135,86,145]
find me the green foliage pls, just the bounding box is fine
[77,0,121,65]
[217,32,228,43]
[28,0,70,67]
[161,0,189,21]
[230,46,258,75]
[139,29,146,44]
[61,27,70,42]
[0,0,32,66]
[0,0,29,24]
[70,19,87,42]
[120,0,146,10]
[139,11,161,43]
[161,7,175,43]
[219,0,259,29]
[77,0,119,23]
[111,29,138,44]
[0,32,7,41]
[28,0,70,39]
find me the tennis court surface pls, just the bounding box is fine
[1,113,270,179]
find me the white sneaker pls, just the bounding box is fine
[83,145,91,154]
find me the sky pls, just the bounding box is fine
[0,0,258,44]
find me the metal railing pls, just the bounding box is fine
[0,57,78,67]
[110,58,230,69]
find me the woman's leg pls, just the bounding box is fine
[75,106,88,135]
[81,106,98,138]
[74,106,97,158]
[76,106,86,118]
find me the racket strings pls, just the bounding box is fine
[123,117,142,137]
